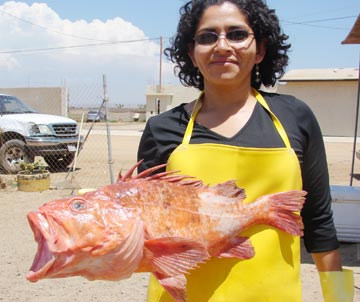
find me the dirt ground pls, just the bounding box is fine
[0,123,359,301]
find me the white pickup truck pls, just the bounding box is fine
[0,94,83,173]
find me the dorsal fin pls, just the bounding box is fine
[117,160,169,182]
[116,160,205,187]
[117,160,144,181]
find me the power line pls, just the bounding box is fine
[281,15,357,30]
[282,21,349,30]
[0,7,131,43]
[0,37,164,54]
[298,15,357,23]
[0,5,356,55]
[0,7,169,55]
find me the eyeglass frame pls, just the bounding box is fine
[193,29,255,46]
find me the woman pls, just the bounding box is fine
[137,1,353,301]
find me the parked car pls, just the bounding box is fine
[0,94,83,173]
[86,110,106,122]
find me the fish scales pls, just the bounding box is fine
[103,178,249,244]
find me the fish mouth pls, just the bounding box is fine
[26,211,56,282]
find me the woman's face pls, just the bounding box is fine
[188,2,265,88]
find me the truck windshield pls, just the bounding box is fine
[0,95,37,115]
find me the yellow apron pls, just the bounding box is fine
[148,89,303,302]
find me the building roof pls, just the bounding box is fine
[279,68,359,82]
[342,14,360,44]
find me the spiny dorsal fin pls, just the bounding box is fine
[117,160,205,188]
[117,160,167,181]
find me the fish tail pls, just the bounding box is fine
[257,190,307,236]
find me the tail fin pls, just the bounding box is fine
[255,190,307,236]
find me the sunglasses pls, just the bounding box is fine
[194,29,254,46]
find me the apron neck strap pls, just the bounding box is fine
[182,89,291,148]
[182,91,204,144]
[252,89,291,148]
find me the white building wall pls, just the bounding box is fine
[146,85,199,118]
[276,81,358,136]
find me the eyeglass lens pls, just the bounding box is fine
[194,30,252,45]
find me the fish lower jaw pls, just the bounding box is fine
[26,256,55,282]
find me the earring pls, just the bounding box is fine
[255,64,261,83]
[196,68,201,81]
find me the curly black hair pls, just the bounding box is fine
[164,0,291,90]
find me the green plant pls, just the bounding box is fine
[19,160,48,174]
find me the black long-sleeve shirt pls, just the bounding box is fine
[137,91,340,253]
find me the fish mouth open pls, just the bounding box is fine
[26,211,56,282]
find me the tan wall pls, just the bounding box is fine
[147,81,359,137]
[277,81,358,136]
[0,87,67,116]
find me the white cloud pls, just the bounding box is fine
[0,53,20,69]
[0,1,177,105]
[0,1,159,59]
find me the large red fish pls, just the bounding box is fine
[26,161,306,301]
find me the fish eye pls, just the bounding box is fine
[70,198,87,211]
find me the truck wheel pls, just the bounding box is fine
[44,154,75,171]
[0,139,34,174]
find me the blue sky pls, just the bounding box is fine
[13,0,359,69]
[0,0,359,106]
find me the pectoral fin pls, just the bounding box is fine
[145,237,210,275]
[144,237,210,301]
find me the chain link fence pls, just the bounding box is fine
[0,77,145,191]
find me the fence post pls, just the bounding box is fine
[103,74,114,184]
